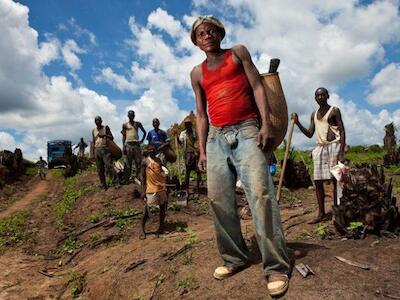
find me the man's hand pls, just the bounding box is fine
[257,125,275,152]
[197,152,207,172]
[291,113,299,124]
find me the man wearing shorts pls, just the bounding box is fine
[292,87,346,223]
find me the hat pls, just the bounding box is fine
[190,15,225,45]
[184,117,192,123]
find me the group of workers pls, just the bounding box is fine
[91,113,199,192]
[34,15,346,297]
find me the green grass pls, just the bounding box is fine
[184,228,199,246]
[54,174,96,228]
[0,210,30,254]
[61,237,83,254]
[68,271,86,299]
[52,169,65,179]
[25,166,37,177]
[177,276,197,289]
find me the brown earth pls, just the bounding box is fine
[0,169,399,300]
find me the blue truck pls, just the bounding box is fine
[47,140,72,169]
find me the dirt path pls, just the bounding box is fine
[0,172,51,219]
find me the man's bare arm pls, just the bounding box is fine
[105,126,113,140]
[232,45,273,151]
[138,123,146,143]
[191,65,208,171]
[140,159,148,199]
[292,113,315,138]
[333,108,346,160]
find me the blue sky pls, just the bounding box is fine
[0,0,400,159]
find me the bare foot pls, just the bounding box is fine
[139,232,146,240]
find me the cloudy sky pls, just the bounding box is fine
[0,0,400,160]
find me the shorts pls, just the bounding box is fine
[146,190,168,206]
[312,142,340,180]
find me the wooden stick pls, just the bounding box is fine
[175,135,182,186]
[276,118,296,201]
[335,256,370,270]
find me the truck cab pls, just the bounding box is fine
[47,140,72,169]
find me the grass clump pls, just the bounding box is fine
[0,210,30,254]
[55,175,80,227]
[177,276,197,289]
[25,166,37,177]
[315,223,331,239]
[184,228,199,246]
[61,237,83,254]
[69,271,86,299]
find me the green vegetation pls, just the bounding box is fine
[25,166,37,176]
[347,221,364,231]
[52,169,65,179]
[68,271,86,299]
[54,174,96,228]
[182,251,193,265]
[61,237,83,254]
[89,233,100,242]
[184,228,199,246]
[177,276,197,289]
[0,210,30,254]
[315,223,330,239]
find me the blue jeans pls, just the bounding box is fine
[207,119,291,275]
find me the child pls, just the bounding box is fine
[139,144,168,239]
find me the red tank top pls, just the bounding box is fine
[201,49,257,127]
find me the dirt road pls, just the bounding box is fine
[0,172,51,219]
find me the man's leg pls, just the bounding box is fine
[309,180,326,224]
[133,144,142,179]
[207,131,250,269]
[157,203,167,237]
[140,204,149,240]
[124,144,134,182]
[233,127,291,277]
[95,149,107,189]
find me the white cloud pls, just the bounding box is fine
[0,131,17,150]
[0,0,118,160]
[60,17,97,46]
[61,39,86,70]
[147,8,184,38]
[367,63,400,105]
[94,67,137,93]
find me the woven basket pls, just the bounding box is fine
[260,72,288,150]
[106,139,122,160]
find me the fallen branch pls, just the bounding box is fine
[124,259,147,273]
[57,219,110,245]
[38,270,54,278]
[164,244,192,261]
[285,219,308,231]
[376,290,400,299]
[65,249,82,265]
[90,234,121,249]
[282,210,310,224]
[335,256,370,270]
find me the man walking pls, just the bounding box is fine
[190,15,291,296]
[292,87,346,223]
[36,156,47,180]
[74,137,88,158]
[92,116,118,190]
[122,110,146,182]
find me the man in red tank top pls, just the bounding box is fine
[190,15,291,297]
